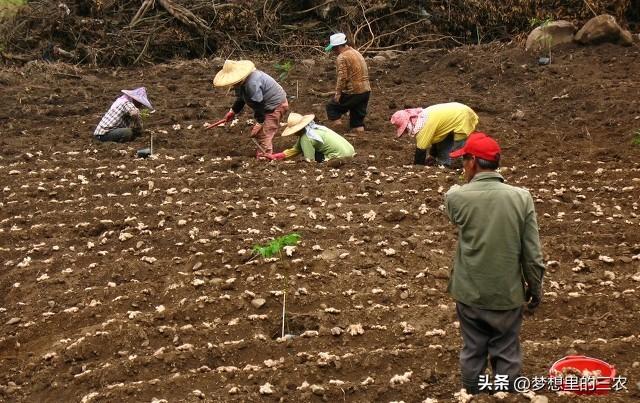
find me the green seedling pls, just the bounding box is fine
[252,233,301,338]
[529,17,552,28]
[274,60,294,81]
[140,109,151,121]
[632,129,640,146]
[252,233,300,258]
[529,17,553,63]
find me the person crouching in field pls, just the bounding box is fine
[266,113,355,163]
[209,60,288,159]
[390,102,478,167]
[94,87,153,142]
[445,132,545,394]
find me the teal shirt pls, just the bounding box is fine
[445,172,545,310]
[289,127,355,161]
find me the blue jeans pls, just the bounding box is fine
[95,128,139,143]
[430,133,466,167]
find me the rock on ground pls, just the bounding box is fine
[574,14,634,46]
[526,20,576,51]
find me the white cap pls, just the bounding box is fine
[325,33,347,51]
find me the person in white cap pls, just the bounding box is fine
[266,112,355,163]
[209,60,288,158]
[94,87,153,142]
[325,33,371,133]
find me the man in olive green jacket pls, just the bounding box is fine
[445,132,545,394]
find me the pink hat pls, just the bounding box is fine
[390,108,422,137]
[121,87,153,109]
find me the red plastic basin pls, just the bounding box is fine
[549,355,616,395]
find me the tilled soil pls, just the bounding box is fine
[1,42,639,402]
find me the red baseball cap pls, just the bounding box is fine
[449,132,501,161]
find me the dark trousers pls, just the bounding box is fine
[429,132,466,167]
[456,302,523,394]
[95,127,141,143]
[326,91,370,128]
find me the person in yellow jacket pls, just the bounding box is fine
[390,102,479,167]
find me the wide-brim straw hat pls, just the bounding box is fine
[121,87,153,109]
[282,113,315,137]
[213,60,256,87]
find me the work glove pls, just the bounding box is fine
[414,148,427,165]
[224,110,235,122]
[250,123,263,138]
[265,152,286,161]
[525,288,541,311]
[425,156,437,166]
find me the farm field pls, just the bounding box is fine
[1,42,640,402]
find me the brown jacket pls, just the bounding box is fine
[335,47,371,95]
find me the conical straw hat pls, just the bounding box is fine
[282,113,315,137]
[121,87,153,109]
[213,60,256,87]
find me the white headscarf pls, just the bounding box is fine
[304,121,325,143]
[409,109,428,136]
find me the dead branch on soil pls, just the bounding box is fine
[286,0,335,16]
[355,0,374,49]
[130,0,209,33]
[353,8,408,46]
[365,35,463,51]
[360,18,431,52]
[582,0,599,17]
[1,51,30,63]
[130,0,155,27]
[158,0,209,34]
[309,89,334,97]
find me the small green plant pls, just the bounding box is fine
[529,17,552,28]
[252,233,300,258]
[252,233,301,338]
[529,17,553,63]
[632,129,640,146]
[274,60,294,81]
[140,109,151,121]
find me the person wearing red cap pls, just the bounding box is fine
[445,132,545,394]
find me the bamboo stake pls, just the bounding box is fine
[281,292,286,338]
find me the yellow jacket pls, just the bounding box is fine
[416,103,478,150]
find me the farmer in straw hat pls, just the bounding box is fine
[445,132,545,394]
[94,87,153,142]
[390,102,479,167]
[209,60,288,158]
[266,113,355,163]
[325,33,371,133]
